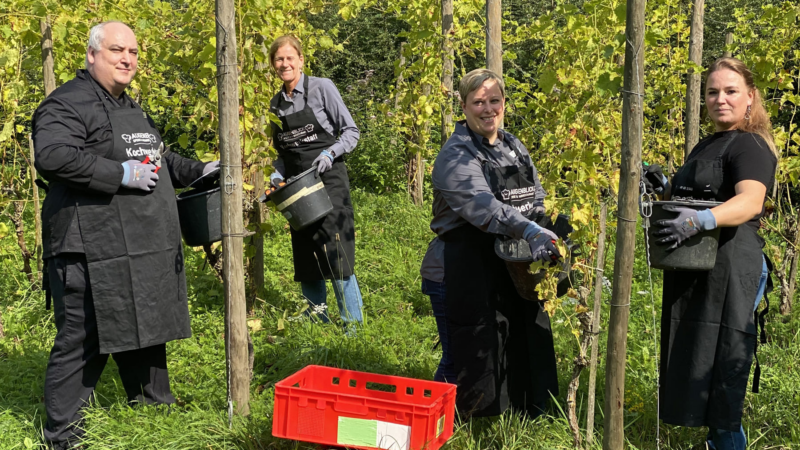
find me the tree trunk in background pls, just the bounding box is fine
[486,0,502,77]
[216,0,250,416]
[684,0,704,161]
[585,200,608,449]
[603,0,645,446]
[9,202,35,285]
[409,82,431,206]
[395,43,406,110]
[441,0,454,146]
[724,32,733,58]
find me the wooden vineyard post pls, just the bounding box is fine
[28,17,57,278]
[585,200,608,449]
[724,32,733,58]
[603,0,645,446]
[216,0,250,416]
[486,0,502,77]
[40,18,56,96]
[684,0,704,160]
[441,0,454,146]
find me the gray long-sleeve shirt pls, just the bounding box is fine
[420,121,546,282]
[270,74,359,175]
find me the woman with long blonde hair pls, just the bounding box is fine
[648,57,777,450]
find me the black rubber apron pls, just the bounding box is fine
[659,131,767,431]
[442,128,558,418]
[78,81,190,354]
[273,76,356,282]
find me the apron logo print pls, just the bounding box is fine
[278,124,315,141]
[503,186,536,200]
[122,133,157,145]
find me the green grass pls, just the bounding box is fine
[1,191,798,449]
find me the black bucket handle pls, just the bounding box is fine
[185,166,221,191]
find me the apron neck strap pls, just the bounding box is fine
[464,125,525,167]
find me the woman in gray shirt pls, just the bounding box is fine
[421,69,560,418]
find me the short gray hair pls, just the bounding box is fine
[458,69,505,102]
[85,21,128,69]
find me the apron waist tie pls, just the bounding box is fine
[753,253,774,393]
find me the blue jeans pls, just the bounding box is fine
[301,275,364,327]
[422,278,457,384]
[707,255,768,450]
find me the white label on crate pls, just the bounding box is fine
[436,414,445,437]
[337,417,410,450]
[377,421,411,450]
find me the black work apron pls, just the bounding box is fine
[273,76,355,282]
[442,128,558,418]
[78,81,190,354]
[659,131,765,431]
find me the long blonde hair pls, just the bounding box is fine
[705,57,778,159]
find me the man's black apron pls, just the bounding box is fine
[75,81,190,354]
[659,131,769,431]
[441,128,558,418]
[273,76,356,282]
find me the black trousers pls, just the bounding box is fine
[44,254,175,449]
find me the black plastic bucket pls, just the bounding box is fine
[176,169,221,247]
[646,200,722,271]
[269,167,333,231]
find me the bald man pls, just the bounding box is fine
[33,21,217,449]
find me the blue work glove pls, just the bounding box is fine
[203,160,220,176]
[121,159,159,191]
[523,222,561,264]
[654,205,716,249]
[312,150,334,175]
[642,163,669,195]
[269,171,284,189]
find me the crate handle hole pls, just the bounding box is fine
[332,377,340,385]
[349,379,357,388]
[406,387,414,395]
[292,382,300,388]
[424,389,432,398]
[366,382,397,393]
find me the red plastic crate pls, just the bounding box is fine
[272,365,456,450]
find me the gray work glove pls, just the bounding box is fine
[312,150,334,175]
[642,163,669,195]
[269,171,284,189]
[203,160,220,176]
[654,205,716,249]
[523,222,561,264]
[121,159,159,191]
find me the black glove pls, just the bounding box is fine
[642,163,668,195]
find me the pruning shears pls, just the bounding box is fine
[142,142,165,173]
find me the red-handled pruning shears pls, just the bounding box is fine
[142,142,165,173]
